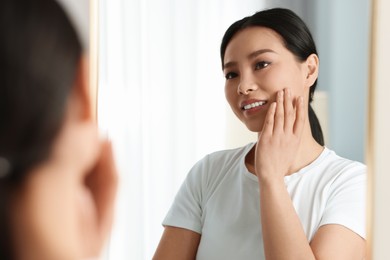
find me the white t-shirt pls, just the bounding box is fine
[163,143,366,260]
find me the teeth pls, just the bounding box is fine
[243,101,266,110]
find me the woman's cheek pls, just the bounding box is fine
[225,83,238,104]
[256,69,281,92]
[77,185,99,255]
[11,168,82,259]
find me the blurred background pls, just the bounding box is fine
[60,0,371,258]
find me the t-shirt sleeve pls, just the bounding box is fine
[162,156,209,234]
[319,162,367,239]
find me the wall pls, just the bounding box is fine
[310,0,370,163]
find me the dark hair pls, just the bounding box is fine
[0,0,82,258]
[220,8,324,146]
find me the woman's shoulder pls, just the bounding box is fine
[187,143,254,183]
[314,147,366,184]
[321,147,366,171]
[204,142,255,165]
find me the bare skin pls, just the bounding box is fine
[154,227,201,260]
[10,57,118,260]
[154,27,365,260]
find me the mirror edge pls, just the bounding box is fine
[89,0,99,121]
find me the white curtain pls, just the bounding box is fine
[98,0,265,259]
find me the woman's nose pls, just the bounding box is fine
[237,80,258,95]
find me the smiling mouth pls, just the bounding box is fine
[242,101,268,110]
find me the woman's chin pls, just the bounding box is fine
[244,122,263,133]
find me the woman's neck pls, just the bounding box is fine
[245,126,324,176]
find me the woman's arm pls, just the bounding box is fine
[153,226,201,260]
[259,179,365,259]
[256,89,365,259]
[256,89,312,259]
[310,224,365,259]
[259,178,315,259]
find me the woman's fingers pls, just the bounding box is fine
[262,89,304,137]
[85,139,118,254]
[284,88,295,132]
[257,90,305,179]
[273,90,285,133]
[91,140,118,231]
[262,101,277,137]
[293,96,305,136]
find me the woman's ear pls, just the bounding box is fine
[68,56,93,122]
[304,53,319,88]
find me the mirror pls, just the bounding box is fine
[366,0,390,259]
[96,0,372,259]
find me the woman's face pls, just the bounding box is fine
[223,26,314,132]
[10,122,101,260]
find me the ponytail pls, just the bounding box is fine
[308,104,324,146]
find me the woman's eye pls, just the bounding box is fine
[225,72,238,80]
[255,61,270,70]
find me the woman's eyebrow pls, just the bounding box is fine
[223,61,236,70]
[248,49,276,59]
[223,49,276,69]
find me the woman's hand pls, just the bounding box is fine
[82,139,118,258]
[255,88,305,182]
[255,88,316,260]
[54,121,119,259]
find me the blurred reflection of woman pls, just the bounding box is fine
[0,0,117,259]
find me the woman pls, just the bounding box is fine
[154,8,366,259]
[0,0,117,259]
